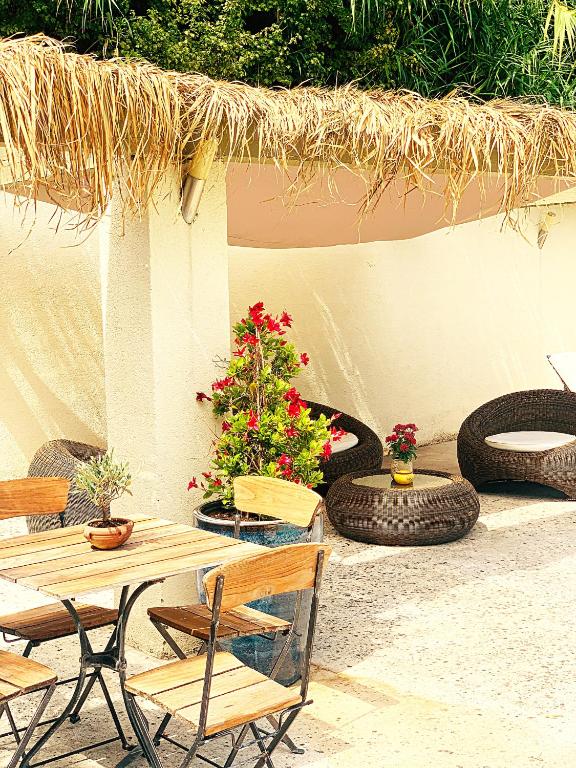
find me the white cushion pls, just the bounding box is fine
[548,352,576,391]
[485,431,576,452]
[330,431,359,454]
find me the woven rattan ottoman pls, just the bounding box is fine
[326,469,480,545]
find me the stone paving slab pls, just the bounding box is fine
[1,470,575,767]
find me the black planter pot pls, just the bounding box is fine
[194,500,323,685]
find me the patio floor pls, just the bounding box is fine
[2,440,576,767]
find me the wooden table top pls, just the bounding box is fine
[0,516,265,599]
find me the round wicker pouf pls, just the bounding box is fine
[326,469,480,545]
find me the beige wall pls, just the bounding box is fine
[229,206,576,446]
[0,198,106,479]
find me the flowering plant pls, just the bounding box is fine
[190,302,345,508]
[385,423,418,462]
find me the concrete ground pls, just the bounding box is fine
[2,440,576,768]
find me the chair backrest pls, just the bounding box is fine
[547,353,576,392]
[233,476,322,529]
[0,478,70,519]
[203,542,331,613]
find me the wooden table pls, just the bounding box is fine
[0,515,264,766]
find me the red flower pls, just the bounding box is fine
[233,345,246,357]
[408,434,416,445]
[249,302,265,327]
[221,421,231,432]
[196,392,212,402]
[284,387,301,404]
[287,401,303,418]
[279,340,287,346]
[247,410,259,430]
[385,433,398,443]
[322,441,332,460]
[300,352,310,366]
[212,377,234,392]
[242,332,259,346]
[187,478,198,490]
[280,311,293,327]
[266,315,282,333]
[202,472,212,479]
[394,424,406,433]
[330,426,347,442]
[277,454,292,467]
[281,467,293,479]
[400,442,410,452]
[213,478,222,487]
[407,423,418,431]
[285,425,299,437]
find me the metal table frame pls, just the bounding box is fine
[21,579,161,767]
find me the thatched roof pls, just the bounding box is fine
[1,34,576,222]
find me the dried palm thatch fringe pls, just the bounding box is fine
[1,34,576,223]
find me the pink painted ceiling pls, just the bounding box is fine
[227,163,572,247]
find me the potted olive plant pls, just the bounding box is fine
[75,450,133,550]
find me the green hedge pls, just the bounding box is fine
[1,0,574,105]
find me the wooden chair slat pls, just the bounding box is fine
[179,678,302,736]
[148,603,289,640]
[233,476,322,528]
[204,542,331,612]
[0,603,118,642]
[0,478,70,518]
[0,650,57,700]
[125,650,302,736]
[126,652,242,698]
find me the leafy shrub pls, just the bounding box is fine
[190,302,345,507]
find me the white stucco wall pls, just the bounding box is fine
[229,206,576,445]
[0,198,106,479]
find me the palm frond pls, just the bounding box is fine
[1,35,576,225]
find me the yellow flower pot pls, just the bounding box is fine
[391,458,414,485]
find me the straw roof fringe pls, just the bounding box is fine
[1,34,576,222]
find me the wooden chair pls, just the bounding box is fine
[0,649,57,768]
[148,476,323,648]
[147,476,323,754]
[0,478,124,743]
[124,542,331,768]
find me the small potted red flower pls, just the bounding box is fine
[385,424,418,485]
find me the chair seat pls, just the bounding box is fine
[148,603,290,641]
[0,603,118,642]
[126,651,301,736]
[0,650,57,702]
[484,431,576,453]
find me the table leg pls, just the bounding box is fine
[21,584,152,767]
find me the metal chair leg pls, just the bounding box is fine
[223,724,251,768]
[8,685,55,768]
[250,722,275,768]
[152,713,172,746]
[123,693,163,768]
[264,714,304,754]
[253,710,300,768]
[4,703,21,743]
[97,671,131,749]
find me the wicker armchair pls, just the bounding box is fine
[457,389,576,497]
[27,439,105,533]
[308,401,383,491]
